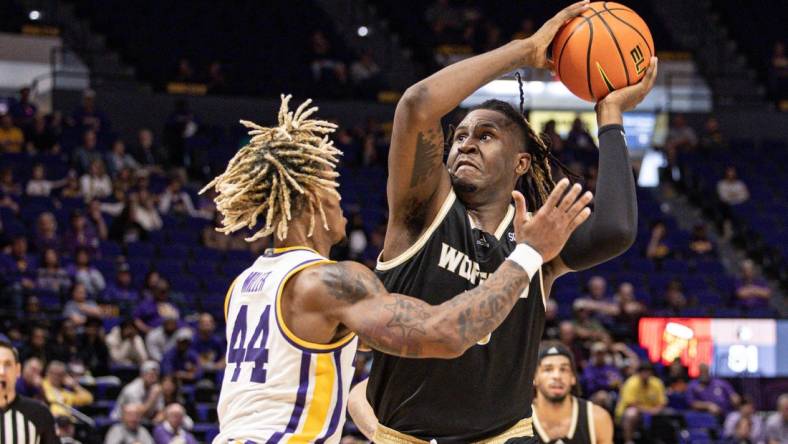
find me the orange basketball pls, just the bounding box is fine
[551,1,654,102]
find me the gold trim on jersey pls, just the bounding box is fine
[289,353,336,442]
[532,397,579,441]
[275,259,357,351]
[223,277,239,321]
[376,189,457,271]
[373,417,533,444]
[588,400,597,444]
[493,204,515,239]
[273,246,321,255]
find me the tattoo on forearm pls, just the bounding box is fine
[410,126,444,188]
[322,266,383,304]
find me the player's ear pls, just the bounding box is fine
[515,152,531,176]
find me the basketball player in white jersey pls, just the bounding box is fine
[201,95,593,443]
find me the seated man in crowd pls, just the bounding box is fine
[106,319,149,366]
[104,403,153,444]
[111,361,164,422]
[616,362,667,444]
[16,357,44,401]
[42,361,94,418]
[687,363,740,417]
[152,403,198,444]
[765,394,788,444]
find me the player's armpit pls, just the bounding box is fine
[592,403,614,444]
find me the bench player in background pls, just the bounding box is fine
[203,95,593,443]
[532,343,614,444]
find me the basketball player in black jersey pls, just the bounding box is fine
[532,344,613,444]
[347,0,658,441]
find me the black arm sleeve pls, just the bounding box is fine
[559,124,638,271]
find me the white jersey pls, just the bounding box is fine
[214,246,358,444]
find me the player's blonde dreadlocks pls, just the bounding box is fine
[200,94,342,242]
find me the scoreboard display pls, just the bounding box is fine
[639,318,788,378]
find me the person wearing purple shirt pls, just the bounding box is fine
[152,403,198,444]
[687,364,741,417]
[62,210,100,257]
[160,330,202,384]
[192,313,225,373]
[582,342,623,409]
[104,263,139,306]
[735,259,772,310]
[15,357,44,401]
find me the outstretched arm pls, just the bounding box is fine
[554,58,659,273]
[384,2,590,253]
[292,181,591,358]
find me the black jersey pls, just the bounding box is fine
[368,189,546,442]
[0,395,59,444]
[533,397,594,444]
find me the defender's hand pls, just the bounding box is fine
[513,178,593,262]
[524,0,590,69]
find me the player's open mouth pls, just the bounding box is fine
[455,159,480,173]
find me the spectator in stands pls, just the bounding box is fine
[63,210,100,256]
[164,100,199,168]
[0,235,37,292]
[111,360,164,421]
[558,321,586,366]
[308,30,348,95]
[134,189,164,232]
[575,276,619,327]
[23,296,49,329]
[10,86,37,128]
[20,326,51,365]
[87,199,109,242]
[541,120,564,156]
[0,113,25,153]
[566,117,596,153]
[105,262,138,305]
[161,329,201,385]
[194,313,225,373]
[62,282,103,326]
[542,299,560,340]
[42,360,93,418]
[583,342,623,409]
[613,282,646,332]
[717,166,750,206]
[134,278,179,334]
[160,375,188,412]
[724,396,764,443]
[153,403,198,444]
[25,114,60,153]
[71,89,109,133]
[26,164,66,197]
[664,358,690,410]
[33,212,61,253]
[616,362,667,444]
[145,311,185,361]
[80,159,113,202]
[206,61,227,94]
[571,300,610,344]
[174,58,195,83]
[662,279,688,313]
[68,248,106,297]
[48,319,81,368]
[646,220,672,263]
[77,318,110,377]
[106,319,149,366]
[158,177,198,217]
[735,259,772,310]
[132,128,167,169]
[687,363,740,417]
[350,50,382,98]
[72,130,102,174]
[60,175,82,199]
[105,139,139,177]
[765,394,788,444]
[16,357,44,401]
[688,223,715,257]
[104,403,154,444]
[665,114,698,152]
[699,116,726,151]
[0,167,22,196]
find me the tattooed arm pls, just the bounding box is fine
[291,258,530,358]
[383,1,590,260]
